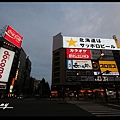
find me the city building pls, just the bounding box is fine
[52,33,120,99]
[22,56,32,95]
[0,25,32,98]
[13,47,27,96]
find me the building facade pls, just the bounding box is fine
[0,25,32,98]
[52,33,120,98]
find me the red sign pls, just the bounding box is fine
[66,48,91,59]
[3,25,23,48]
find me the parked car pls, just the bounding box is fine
[17,94,24,99]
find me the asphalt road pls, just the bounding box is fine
[0,98,94,117]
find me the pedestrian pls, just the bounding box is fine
[116,91,119,102]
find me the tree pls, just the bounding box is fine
[38,78,51,98]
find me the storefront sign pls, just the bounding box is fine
[66,48,91,59]
[63,36,120,50]
[99,61,119,74]
[0,47,15,82]
[66,59,93,69]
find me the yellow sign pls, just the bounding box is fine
[99,60,118,72]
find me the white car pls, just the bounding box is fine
[17,94,24,99]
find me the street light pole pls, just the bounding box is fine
[97,51,110,102]
[99,70,111,102]
[114,76,118,91]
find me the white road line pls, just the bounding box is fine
[108,103,120,107]
[92,112,120,114]
[96,114,120,116]
[75,102,120,116]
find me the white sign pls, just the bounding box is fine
[72,60,92,69]
[0,103,13,110]
[0,47,15,82]
[66,59,93,69]
[63,36,119,50]
[95,76,108,81]
[94,71,101,75]
[102,72,119,76]
[94,71,119,76]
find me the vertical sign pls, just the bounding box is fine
[0,47,15,82]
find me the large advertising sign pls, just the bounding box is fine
[99,60,119,75]
[3,25,23,48]
[0,47,15,82]
[63,36,120,50]
[66,59,93,69]
[66,48,91,59]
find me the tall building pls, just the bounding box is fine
[0,25,32,98]
[52,33,120,98]
[13,47,27,95]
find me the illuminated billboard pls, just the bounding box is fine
[66,48,91,59]
[95,76,108,81]
[3,25,23,48]
[99,60,119,75]
[0,47,15,82]
[63,36,120,50]
[66,59,93,70]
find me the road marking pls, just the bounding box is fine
[108,103,120,107]
[74,101,120,116]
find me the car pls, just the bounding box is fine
[17,94,24,99]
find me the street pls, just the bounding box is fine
[0,98,94,117]
[1,98,120,117]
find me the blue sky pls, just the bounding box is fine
[0,2,120,86]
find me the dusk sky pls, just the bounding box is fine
[0,2,120,86]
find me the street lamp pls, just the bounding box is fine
[97,51,111,102]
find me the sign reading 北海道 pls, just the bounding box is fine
[63,36,120,50]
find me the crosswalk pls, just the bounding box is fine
[76,102,120,116]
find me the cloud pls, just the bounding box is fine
[1,2,120,86]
